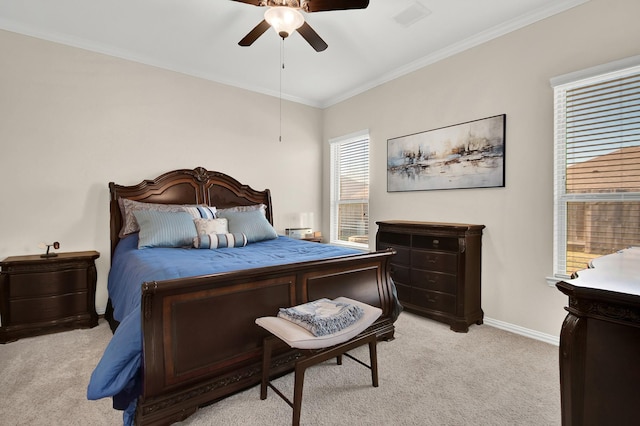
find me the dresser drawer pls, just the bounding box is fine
[381,244,410,266]
[9,269,88,298]
[10,292,88,324]
[390,264,410,285]
[411,250,457,274]
[411,269,457,294]
[395,282,411,303]
[413,235,459,252]
[412,288,456,314]
[377,231,411,247]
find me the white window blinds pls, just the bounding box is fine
[553,61,640,277]
[330,131,370,248]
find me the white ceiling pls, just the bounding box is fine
[0,0,587,108]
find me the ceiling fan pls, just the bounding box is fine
[233,0,370,52]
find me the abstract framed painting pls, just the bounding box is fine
[387,114,506,192]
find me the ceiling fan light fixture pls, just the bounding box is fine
[264,6,304,39]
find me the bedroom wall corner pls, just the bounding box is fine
[0,29,324,314]
[321,0,640,339]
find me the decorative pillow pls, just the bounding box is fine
[182,206,217,220]
[133,210,198,249]
[193,233,248,249]
[217,209,278,243]
[216,203,267,216]
[193,218,228,235]
[119,198,216,237]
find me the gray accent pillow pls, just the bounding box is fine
[119,198,215,237]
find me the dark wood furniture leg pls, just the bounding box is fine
[261,332,379,426]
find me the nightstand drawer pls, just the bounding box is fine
[10,292,88,324]
[9,269,88,298]
[0,250,99,343]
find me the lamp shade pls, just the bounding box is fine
[264,6,304,39]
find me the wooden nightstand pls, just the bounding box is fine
[301,236,323,243]
[0,250,100,343]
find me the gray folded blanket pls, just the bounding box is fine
[277,298,365,336]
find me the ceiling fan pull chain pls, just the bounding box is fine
[279,38,284,142]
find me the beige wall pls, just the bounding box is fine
[0,30,323,313]
[1,0,638,339]
[322,0,640,338]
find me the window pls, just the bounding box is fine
[329,130,370,249]
[552,57,640,278]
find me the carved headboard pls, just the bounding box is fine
[108,167,273,257]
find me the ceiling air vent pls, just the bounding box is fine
[393,1,432,28]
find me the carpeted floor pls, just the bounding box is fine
[0,312,560,425]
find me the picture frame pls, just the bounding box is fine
[387,114,506,192]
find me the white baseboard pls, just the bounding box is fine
[484,317,560,346]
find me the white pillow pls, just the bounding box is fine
[193,218,228,235]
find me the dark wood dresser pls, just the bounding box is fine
[556,247,640,425]
[376,221,484,332]
[0,250,100,343]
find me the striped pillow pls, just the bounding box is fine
[216,209,278,243]
[193,233,248,249]
[133,210,198,249]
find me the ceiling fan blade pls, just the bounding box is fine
[306,0,369,12]
[296,22,328,52]
[239,20,271,46]
[230,0,263,6]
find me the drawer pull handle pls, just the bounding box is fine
[432,239,439,247]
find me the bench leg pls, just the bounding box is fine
[292,363,306,426]
[369,339,379,387]
[261,336,275,400]
[261,332,379,425]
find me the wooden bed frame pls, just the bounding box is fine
[107,167,400,425]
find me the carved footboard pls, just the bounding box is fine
[136,250,399,425]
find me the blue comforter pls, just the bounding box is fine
[87,235,361,424]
